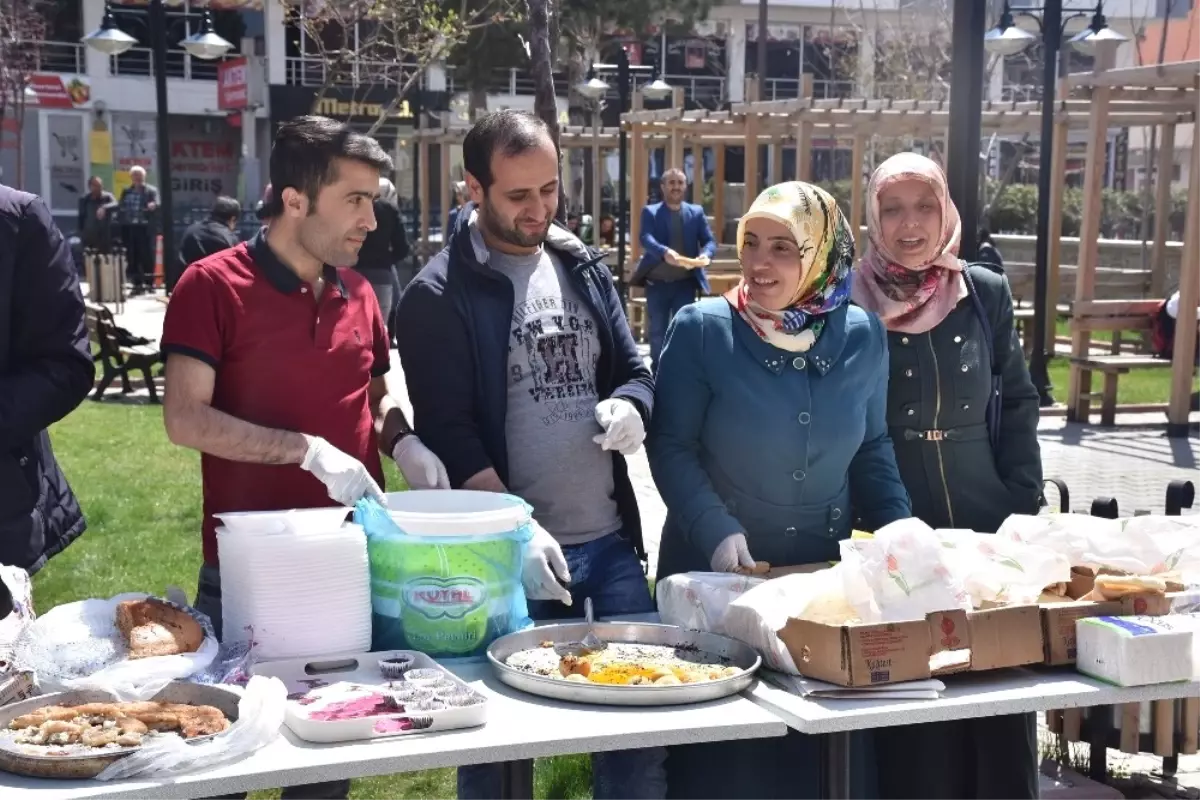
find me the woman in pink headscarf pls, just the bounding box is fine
[854,153,1042,798]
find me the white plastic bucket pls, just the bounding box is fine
[367,491,534,658]
[382,490,530,537]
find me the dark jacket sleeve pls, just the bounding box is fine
[973,265,1042,513]
[391,206,410,263]
[0,196,94,448]
[395,267,493,488]
[695,206,717,261]
[848,314,913,530]
[77,196,87,234]
[596,265,654,424]
[178,228,199,267]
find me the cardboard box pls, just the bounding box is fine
[763,563,831,579]
[778,604,1044,687]
[1040,591,1200,666]
[0,671,36,707]
[1041,600,1123,666]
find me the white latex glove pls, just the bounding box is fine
[392,434,450,490]
[592,398,645,456]
[522,520,572,605]
[301,435,386,507]
[710,533,758,574]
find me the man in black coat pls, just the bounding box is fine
[178,196,241,268]
[0,184,95,572]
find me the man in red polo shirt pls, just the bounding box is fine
[162,118,446,799]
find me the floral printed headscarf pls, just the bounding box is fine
[851,152,966,334]
[724,182,855,353]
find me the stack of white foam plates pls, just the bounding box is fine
[215,508,371,660]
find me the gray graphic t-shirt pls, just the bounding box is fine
[491,246,622,545]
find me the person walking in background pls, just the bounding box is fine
[977,227,1004,273]
[178,196,241,268]
[354,177,410,346]
[78,176,118,255]
[118,165,160,295]
[853,153,1041,800]
[630,167,717,371]
[0,184,95,572]
[445,180,467,237]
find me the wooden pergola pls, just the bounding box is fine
[1060,59,1199,434]
[618,67,1196,431]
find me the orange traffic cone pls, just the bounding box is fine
[153,235,164,289]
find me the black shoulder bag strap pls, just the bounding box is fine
[961,269,1002,452]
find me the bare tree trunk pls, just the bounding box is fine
[468,84,489,120]
[13,100,25,190]
[525,0,565,222]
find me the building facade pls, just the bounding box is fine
[5,0,1175,235]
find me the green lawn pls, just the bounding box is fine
[42,401,592,800]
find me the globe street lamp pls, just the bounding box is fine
[581,48,670,305]
[83,1,233,292]
[984,0,1126,407]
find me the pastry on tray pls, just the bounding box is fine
[116,598,205,659]
[6,701,229,752]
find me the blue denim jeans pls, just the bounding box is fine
[458,532,666,800]
[646,280,698,372]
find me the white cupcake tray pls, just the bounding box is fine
[251,650,488,743]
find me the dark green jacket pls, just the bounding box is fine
[884,264,1042,533]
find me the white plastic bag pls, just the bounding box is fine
[999,513,1200,578]
[95,676,287,781]
[12,593,218,700]
[839,519,972,623]
[724,568,858,674]
[656,572,766,634]
[938,532,1070,607]
[0,565,34,663]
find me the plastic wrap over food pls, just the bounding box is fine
[655,572,766,634]
[998,513,1200,578]
[723,571,858,674]
[0,565,34,665]
[839,518,973,623]
[11,593,218,701]
[95,676,287,781]
[937,532,1071,607]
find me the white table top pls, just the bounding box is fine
[0,663,786,799]
[747,667,1200,736]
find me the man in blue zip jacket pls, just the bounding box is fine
[396,110,663,800]
[630,168,717,371]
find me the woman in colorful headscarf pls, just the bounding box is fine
[648,182,911,798]
[854,152,1042,799]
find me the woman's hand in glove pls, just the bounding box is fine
[710,533,769,575]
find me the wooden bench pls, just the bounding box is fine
[1068,299,1161,355]
[1065,300,1169,425]
[1067,354,1167,425]
[84,302,163,404]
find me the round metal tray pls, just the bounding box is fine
[0,682,241,780]
[487,622,761,706]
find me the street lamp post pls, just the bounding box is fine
[984,1,1125,406]
[83,1,233,293]
[576,47,668,306]
[947,0,989,262]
